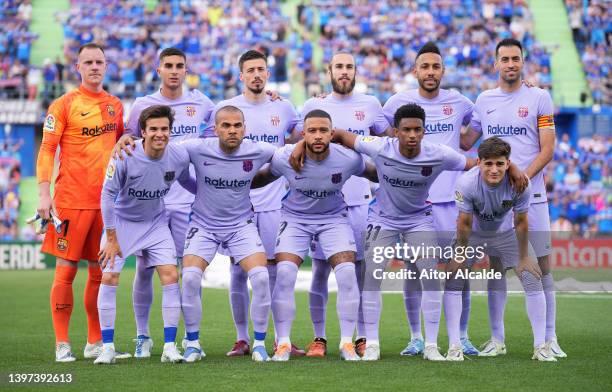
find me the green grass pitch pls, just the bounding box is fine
[1,269,611,392]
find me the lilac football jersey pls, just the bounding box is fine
[126,89,214,206]
[270,143,366,224]
[204,94,299,212]
[383,89,473,203]
[297,93,389,206]
[470,85,555,204]
[182,138,276,232]
[455,166,531,232]
[101,142,191,226]
[354,136,466,231]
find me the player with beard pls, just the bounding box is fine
[461,38,564,358]
[297,52,390,357]
[383,42,526,357]
[251,109,379,361]
[204,50,303,357]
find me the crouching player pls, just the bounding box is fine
[96,105,195,364]
[179,106,274,362]
[253,109,378,361]
[446,137,555,361]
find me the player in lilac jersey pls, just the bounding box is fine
[313,104,478,361]
[113,48,215,357]
[205,50,302,357]
[96,106,195,364]
[461,38,565,358]
[180,106,275,363]
[251,109,378,361]
[448,137,555,362]
[383,42,479,357]
[296,52,391,357]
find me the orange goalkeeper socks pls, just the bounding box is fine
[84,263,103,343]
[51,264,77,343]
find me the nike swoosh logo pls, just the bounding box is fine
[203,162,214,166]
[486,109,496,114]
[129,175,143,180]
[294,176,306,180]
[81,112,90,116]
[383,162,394,166]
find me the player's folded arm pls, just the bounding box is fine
[251,166,279,189]
[357,162,378,183]
[177,170,197,195]
[524,128,555,179]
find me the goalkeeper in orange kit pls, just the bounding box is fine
[36,43,129,362]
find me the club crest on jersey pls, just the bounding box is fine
[442,105,453,116]
[186,106,196,117]
[106,104,115,116]
[518,106,528,118]
[502,200,513,208]
[331,173,342,184]
[421,166,433,177]
[271,115,280,126]
[243,160,253,172]
[164,171,175,182]
[355,110,365,121]
[57,238,68,251]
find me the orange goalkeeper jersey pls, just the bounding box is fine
[36,86,124,209]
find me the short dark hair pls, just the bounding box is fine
[393,104,426,128]
[159,47,186,63]
[78,42,105,55]
[495,38,523,58]
[416,42,441,60]
[139,105,174,133]
[238,49,267,71]
[304,109,332,126]
[478,137,511,160]
[215,105,244,124]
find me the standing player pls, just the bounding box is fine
[297,52,390,357]
[95,105,194,364]
[252,109,378,361]
[448,137,554,361]
[119,47,214,357]
[36,43,125,362]
[205,50,301,357]
[324,104,476,361]
[180,106,275,362]
[461,38,565,357]
[382,42,479,356]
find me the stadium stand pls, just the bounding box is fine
[0,0,38,100]
[0,137,23,241]
[565,0,611,105]
[296,0,553,103]
[548,134,611,236]
[56,0,291,101]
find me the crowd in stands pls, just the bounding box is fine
[56,0,290,101]
[0,0,38,100]
[295,0,553,103]
[548,134,611,236]
[0,138,23,241]
[566,0,611,105]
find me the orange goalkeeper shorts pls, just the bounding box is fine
[41,208,104,262]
